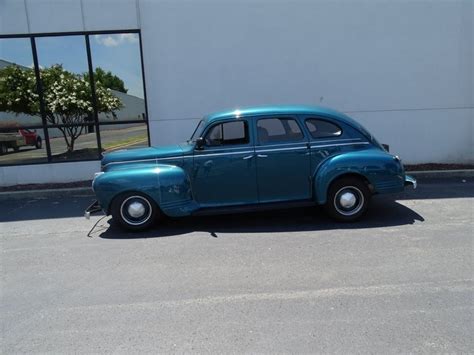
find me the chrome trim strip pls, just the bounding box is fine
[255,146,308,153]
[157,155,192,160]
[201,146,253,152]
[311,142,370,149]
[194,150,254,158]
[310,138,362,144]
[104,158,158,167]
[256,142,308,148]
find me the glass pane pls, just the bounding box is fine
[90,33,146,122]
[258,118,285,136]
[223,121,244,140]
[306,119,342,138]
[100,122,149,153]
[47,125,99,161]
[205,124,223,146]
[36,35,102,161]
[0,38,43,127]
[222,121,248,145]
[0,127,48,165]
[257,118,303,143]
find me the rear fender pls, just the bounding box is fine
[93,163,199,217]
[313,149,404,204]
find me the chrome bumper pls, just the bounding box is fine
[404,175,417,189]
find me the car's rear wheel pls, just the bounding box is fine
[325,177,370,222]
[35,137,42,149]
[111,192,159,231]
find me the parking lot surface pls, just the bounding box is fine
[1,179,473,353]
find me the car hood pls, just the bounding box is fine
[101,144,192,169]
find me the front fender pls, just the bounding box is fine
[93,163,199,217]
[314,149,405,204]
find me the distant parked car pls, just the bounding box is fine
[0,128,42,155]
[86,106,416,231]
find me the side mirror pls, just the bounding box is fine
[195,137,205,150]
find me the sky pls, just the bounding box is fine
[0,33,144,99]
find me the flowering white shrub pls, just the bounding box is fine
[0,64,123,152]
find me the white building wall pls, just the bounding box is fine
[140,0,473,164]
[0,0,472,186]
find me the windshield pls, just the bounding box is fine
[189,120,205,142]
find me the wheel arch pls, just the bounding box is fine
[94,163,199,217]
[314,170,374,205]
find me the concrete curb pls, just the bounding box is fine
[1,187,93,201]
[1,170,472,201]
[407,169,474,179]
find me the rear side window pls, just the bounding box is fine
[305,119,342,139]
[257,117,304,144]
[204,121,249,146]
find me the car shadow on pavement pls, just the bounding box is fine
[1,178,470,224]
[95,196,425,240]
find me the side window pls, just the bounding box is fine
[257,117,304,144]
[305,119,342,139]
[204,121,249,146]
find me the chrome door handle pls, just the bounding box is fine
[242,155,254,160]
[257,154,268,158]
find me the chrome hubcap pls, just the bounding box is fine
[334,186,364,216]
[127,202,146,218]
[339,192,356,209]
[120,195,153,226]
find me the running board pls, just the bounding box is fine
[192,200,316,216]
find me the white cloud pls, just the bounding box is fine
[94,33,139,47]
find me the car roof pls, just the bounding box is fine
[203,105,359,127]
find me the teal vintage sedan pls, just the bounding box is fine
[86,106,416,231]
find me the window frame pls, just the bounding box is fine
[304,117,343,140]
[0,29,150,167]
[256,116,306,145]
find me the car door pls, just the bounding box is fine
[255,116,311,203]
[192,119,258,207]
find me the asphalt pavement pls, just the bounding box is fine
[1,179,473,353]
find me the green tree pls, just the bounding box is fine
[0,64,122,152]
[90,67,128,93]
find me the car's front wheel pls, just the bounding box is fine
[325,177,370,222]
[111,192,159,231]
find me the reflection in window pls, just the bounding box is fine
[90,33,146,122]
[0,31,149,166]
[36,36,120,159]
[0,127,47,164]
[0,38,43,127]
[0,38,47,164]
[100,122,148,153]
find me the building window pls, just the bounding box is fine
[0,38,48,164]
[0,30,149,167]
